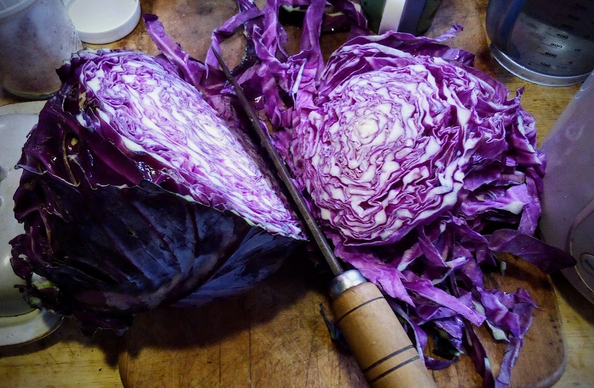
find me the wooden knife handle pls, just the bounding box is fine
[331,281,437,388]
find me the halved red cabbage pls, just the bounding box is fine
[10,49,304,333]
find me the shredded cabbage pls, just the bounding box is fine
[175,1,576,385]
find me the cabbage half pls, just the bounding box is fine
[10,49,304,334]
[198,1,576,385]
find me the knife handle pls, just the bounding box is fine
[331,280,437,388]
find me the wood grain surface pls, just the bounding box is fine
[118,255,565,388]
[0,317,123,388]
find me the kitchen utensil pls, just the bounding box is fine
[539,71,594,304]
[360,0,442,35]
[212,48,437,388]
[486,0,594,86]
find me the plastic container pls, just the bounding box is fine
[0,0,82,99]
[539,71,594,303]
[63,0,141,44]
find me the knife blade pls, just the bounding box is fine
[212,48,437,388]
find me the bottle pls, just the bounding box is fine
[539,71,594,303]
[0,0,82,99]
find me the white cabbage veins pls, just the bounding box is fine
[292,61,480,245]
[77,51,302,238]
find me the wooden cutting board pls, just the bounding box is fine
[116,0,567,387]
[118,256,565,388]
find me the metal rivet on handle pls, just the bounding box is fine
[329,269,367,299]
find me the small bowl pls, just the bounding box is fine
[0,105,61,347]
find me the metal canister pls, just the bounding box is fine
[486,0,594,86]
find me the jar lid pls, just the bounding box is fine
[63,0,141,44]
[0,0,36,20]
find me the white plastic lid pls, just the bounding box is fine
[63,0,141,44]
[0,0,35,19]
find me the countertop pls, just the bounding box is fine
[1,0,593,387]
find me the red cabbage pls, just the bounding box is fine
[198,1,576,386]
[9,2,577,384]
[10,49,305,334]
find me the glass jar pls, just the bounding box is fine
[0,0,82,99]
